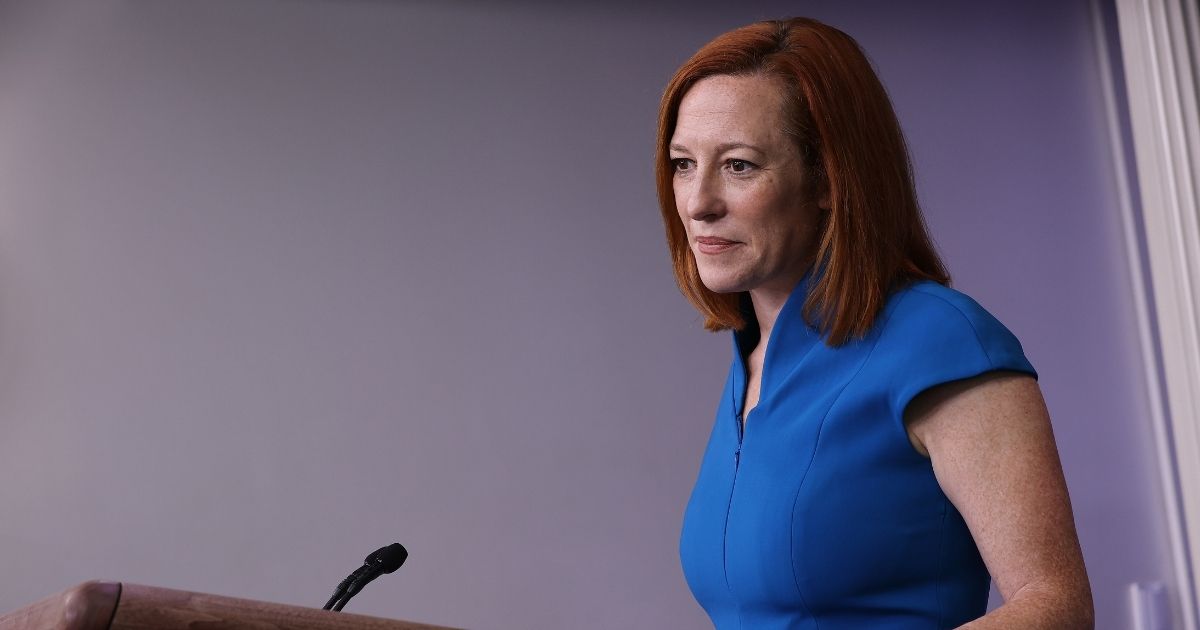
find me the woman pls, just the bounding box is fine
[658,18,1093,629]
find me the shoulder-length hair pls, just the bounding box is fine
[655,17,950,346]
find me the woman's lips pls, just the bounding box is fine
[696,236,739,255]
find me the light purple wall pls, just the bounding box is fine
[0,0,1176,628]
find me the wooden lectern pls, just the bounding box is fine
[0,581,462,630]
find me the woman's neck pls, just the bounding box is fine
[748,286,792,347]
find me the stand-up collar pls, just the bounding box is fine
[730,269,822,419]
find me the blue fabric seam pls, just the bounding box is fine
[786,296,896,629]
[722,464,738,600]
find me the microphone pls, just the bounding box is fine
[323,543,408,612]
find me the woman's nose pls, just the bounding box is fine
[684,171,726,222]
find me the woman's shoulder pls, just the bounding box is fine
[881,281,1011,341]
[864,281,1037,419]
[874,280,1034,376]
[886,280,1000,329]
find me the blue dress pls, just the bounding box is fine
[679,275,1036,629]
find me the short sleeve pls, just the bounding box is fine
[875,283,1037,429]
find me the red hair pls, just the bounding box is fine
[656,18,950,346]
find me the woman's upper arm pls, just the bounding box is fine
[904,371,1093,618]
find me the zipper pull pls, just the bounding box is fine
[734,446,741,468]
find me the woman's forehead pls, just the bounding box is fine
[672,74,790,150]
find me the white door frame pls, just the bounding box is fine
[1110,0,1200,627]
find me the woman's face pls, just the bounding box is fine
[669,73,821,299]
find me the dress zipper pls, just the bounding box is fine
[723,407,749,602]
[734,414,743,469]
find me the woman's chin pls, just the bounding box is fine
[697,273,749,295]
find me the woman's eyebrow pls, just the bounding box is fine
[669,142,766,155]
[714,142,766,155]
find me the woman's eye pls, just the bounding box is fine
[671,158,694,172]
[727,159,754,173]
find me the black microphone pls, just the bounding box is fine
[323,543,408,612]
